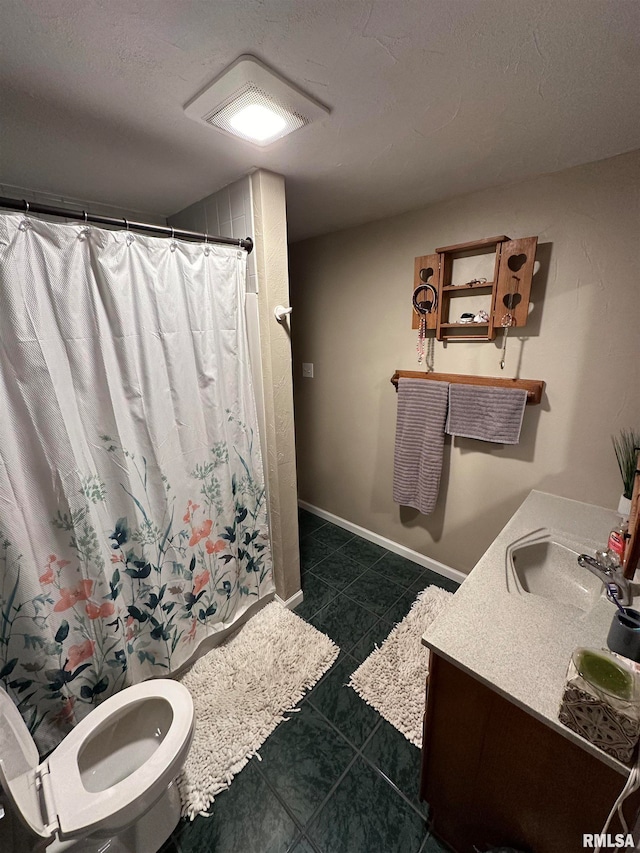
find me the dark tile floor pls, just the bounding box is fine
[165,509,460,853]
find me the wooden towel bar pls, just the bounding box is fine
[390,371,545,405]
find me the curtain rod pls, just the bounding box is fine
[0,196,254,254]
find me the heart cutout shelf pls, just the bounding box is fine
[412,234,538,341]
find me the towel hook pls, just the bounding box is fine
[274,305,293,323]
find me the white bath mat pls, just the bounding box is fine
[176,600,339,819]
[349,586,453,747]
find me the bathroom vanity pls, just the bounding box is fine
[420,491,640,853]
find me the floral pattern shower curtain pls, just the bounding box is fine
[0,212,273,749]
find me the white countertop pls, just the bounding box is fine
[422,489,632,775]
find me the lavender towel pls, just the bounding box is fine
[393,378,449,515]
[445,383,527,444]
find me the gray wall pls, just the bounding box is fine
[289,150,640,573]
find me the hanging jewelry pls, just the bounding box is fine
[412,282,437,365]
[417,313,426,363]
[499,274,520,370]
[425,335,435,372]
[499,313,512,370]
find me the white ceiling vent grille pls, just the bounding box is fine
[204,84,309,144]
[184,56,329,148]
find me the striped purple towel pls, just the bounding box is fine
[393,378,449,515]
[445,383,527,444]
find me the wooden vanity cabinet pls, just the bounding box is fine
[420,652,640,853]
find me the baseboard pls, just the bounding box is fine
[298,500,466,585]
[276,589,304,610]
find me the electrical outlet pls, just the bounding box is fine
[302,363,314,378]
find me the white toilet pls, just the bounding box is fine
[0,679,195,853]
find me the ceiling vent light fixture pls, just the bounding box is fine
[184,55,330,148]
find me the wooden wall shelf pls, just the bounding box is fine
[439,322,489,328]
[390,370,545,405]
[435,235,509,253]
[442,282,494,292]
[412,234,538,342]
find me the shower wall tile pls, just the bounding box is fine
[230,181,246,219]
[0,185,42,204]
[0,184,166,226]
[169,204,203,234]
[232,214,246,239]
[169,180,245,246]
[243,181,251,202]
[203,198,219,236]
[216,186,232,225]
[245,177,257,284]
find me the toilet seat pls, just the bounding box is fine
[0,680,194,842]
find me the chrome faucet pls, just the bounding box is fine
[578,554,632,607]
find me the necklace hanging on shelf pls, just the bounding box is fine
[412,282,437,366]
[500,312,512,370]
[417,313,426,363]
[499,274,520,370]
[425,335,435,372]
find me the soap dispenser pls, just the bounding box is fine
[607,517,629,566]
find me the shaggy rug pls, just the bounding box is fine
[349,585,453,747]
[176,600,339,819]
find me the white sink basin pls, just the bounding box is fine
[507,532,603,613]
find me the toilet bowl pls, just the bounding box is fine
[0,679,194,853]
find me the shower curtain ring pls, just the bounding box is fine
[171,227,175,239]
[204,233,209,244]
[83,211,88,223]
[24,200,29,214]
[123,218,129,230]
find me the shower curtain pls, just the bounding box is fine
[0,212,274,750]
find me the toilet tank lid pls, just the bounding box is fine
[0,684,39,780]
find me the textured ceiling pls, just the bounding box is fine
[1,0,639,241]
